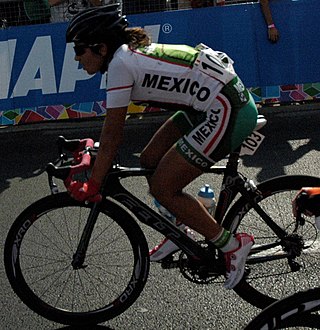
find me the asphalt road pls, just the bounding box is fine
[0,108,320,330]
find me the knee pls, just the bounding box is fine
[148,180,161,201]
[140,150,162,199]
[148,176,174,205]
[140,149,149,168]
[140,147,157,169]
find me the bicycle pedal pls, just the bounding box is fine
[289,259,301,272]
[160,255,179,269]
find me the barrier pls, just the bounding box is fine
[0,0,319,125]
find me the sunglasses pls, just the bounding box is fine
[73,43,100,56]
[73,44,87,56]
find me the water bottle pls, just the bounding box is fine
[153,199,195,242]
[315,216,320,230]
[197,184,216,216]
[154,199,176,224]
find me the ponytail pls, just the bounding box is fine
[125,27,151,49]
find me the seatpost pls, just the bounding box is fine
[226,148,241,170]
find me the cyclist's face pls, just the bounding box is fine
[74,44,107,75]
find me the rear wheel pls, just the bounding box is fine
[223,175,320,309]
[4,193,150,326]
[244,288,320,329]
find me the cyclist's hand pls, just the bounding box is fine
[68,178,102,203]
[292,187,319,217]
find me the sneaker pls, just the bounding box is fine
[223,233,254,289]
[149,225,195,262]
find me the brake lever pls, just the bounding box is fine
[47,173,59,194]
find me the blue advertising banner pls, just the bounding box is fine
[0,0,319,112]
[0,23,104,110]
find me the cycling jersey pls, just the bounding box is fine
[107,43,238,109]
[107,43,258,169]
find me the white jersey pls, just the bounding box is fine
[106,43,238,111]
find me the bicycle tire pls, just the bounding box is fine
[222,175,320,309]
[4,192,150,326]
[244,288,320,329]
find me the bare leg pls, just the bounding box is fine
[149,146,221,240]
[140,116,221,239]
[140,117,183,169]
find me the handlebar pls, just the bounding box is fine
[46,136,96,191]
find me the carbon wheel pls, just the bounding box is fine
[4,193,149,326]
[223,175,320,309]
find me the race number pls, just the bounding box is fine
[240,131,265,156]
[196,48,237,84]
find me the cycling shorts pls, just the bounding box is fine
[173,78,258,170]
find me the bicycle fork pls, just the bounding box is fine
[71,202,101,269]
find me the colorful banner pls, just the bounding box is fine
[0,0,319,125]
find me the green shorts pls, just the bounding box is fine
[173,84,258,170]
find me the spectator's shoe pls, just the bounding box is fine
[149,226,195,262]
[223,233,254,289]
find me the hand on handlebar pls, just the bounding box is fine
[68,178,102,203]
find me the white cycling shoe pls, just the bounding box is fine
[223,233,254,289]
[149,225,195,262]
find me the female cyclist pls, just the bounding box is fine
[66,3,258,289]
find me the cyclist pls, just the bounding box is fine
[292,187,320,219]
[66,4,257,289]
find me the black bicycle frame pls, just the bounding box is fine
[105,150,286,251]
[103,168,211,261]
[71,150,288,268]
[214,151,288,240]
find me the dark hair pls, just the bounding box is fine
[93,27,150,73]
[97,27,151,57]
[125,27,151,49]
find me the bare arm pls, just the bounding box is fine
[90,107,128,187]
[260,0,280,43]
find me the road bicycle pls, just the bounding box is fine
[244,287,320,329]
[4,115,320,326]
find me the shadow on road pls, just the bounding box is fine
[242,109,320,181]
[58,325,115,330]
[0,127,92,194]
[0,117,162,195]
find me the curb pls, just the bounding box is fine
[0,103,319,135]
[258,102,320,117]
[0,111,170,135]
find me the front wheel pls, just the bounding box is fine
[4,193,150,326]
[223,175,320,309]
